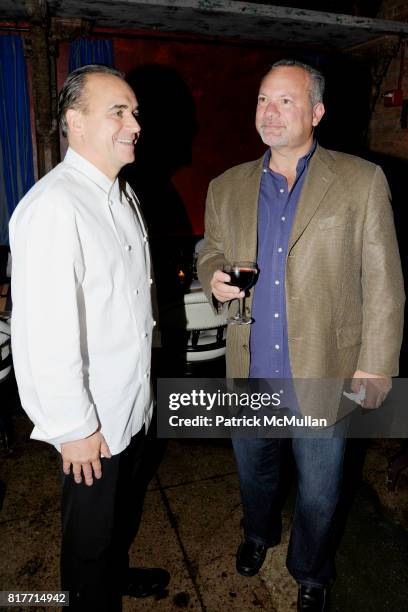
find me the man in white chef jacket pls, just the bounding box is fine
[9,64,169,611]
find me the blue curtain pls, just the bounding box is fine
[0,35,35,245]
[69,39,114,72]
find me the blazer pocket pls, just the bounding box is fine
[336,323,362,349]
[318,213,350,230]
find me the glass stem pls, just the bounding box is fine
[238,297,244,319]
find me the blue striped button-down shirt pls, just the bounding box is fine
[249,142,316,379]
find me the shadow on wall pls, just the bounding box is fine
[122,64,198,306]
[316,54,372,154]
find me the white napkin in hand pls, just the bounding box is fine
[343,384,366,406]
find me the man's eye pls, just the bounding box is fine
[258,96,267,104]
[282,99,291,104]
[115,110,123,117]
[132,112,140,119]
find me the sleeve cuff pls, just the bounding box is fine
[30,405,100,446]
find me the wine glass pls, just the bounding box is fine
[223,261,258,325]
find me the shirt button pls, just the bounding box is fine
[109,200,113,206]
[144,372,149,379]
[149,278,153,285]
[280,389,284,395]
[133,289,138,295]
[263,168,267,173]
[144,236,148,243]
[153,320,157,327]
[142,331,148,339]
[275,344,280,350]
[124,244,131,251]
[281,216,286,222]
[275,369,280,373]
[279,188,285,193]
[274,313,279,318]
[275,280,280,285]
[278,247,283,253]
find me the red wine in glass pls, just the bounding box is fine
[223,261,258,324]
[227,267,257,291]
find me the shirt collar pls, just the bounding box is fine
[262,139,317,174]
[63,148,119,198]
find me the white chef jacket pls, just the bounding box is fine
[9,148,155,455]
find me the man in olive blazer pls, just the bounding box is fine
[198,60,404,611]
[199,143,404,381]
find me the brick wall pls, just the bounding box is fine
[368,0,408,158]
[378,0,408,20]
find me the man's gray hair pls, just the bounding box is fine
[268,59,325,106]
[58,64,125,138]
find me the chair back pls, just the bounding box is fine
[160,291,227,364]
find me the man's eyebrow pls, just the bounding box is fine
[108,103,139,113]
[108,103,130,111]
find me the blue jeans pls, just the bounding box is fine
[232,436,346,587]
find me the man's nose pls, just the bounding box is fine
[265,101,279,115]
[127,114,141,133]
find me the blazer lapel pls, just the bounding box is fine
[235,156,263,260]
[288,145,336,252]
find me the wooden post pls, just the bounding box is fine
[25,0,59,178]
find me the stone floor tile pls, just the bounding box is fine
[0,513,60,593]
[125,488,201,611]
[157,438,237,489]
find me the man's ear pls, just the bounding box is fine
[66,108,84,137]
[312,102,325,127]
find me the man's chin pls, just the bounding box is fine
[120,152,135,165]
[261,135,287,148]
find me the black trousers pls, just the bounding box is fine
[60,426,147,611]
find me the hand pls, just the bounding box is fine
[61,431,112,486]
[351,370,392,409]
[210,269,244,303]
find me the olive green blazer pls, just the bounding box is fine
[198,144,405,380]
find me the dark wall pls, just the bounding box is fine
[113,36,276,235]
[58,38,372,236]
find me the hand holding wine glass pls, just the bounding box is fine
[210,269,244,303]
[223,260,258,325]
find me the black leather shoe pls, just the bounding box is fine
[122,567,170,598]
[297,585,328,611]
[236,540,267,576]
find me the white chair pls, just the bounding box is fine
[160,290,227,366]
[0,318,11,382]
[183,291,227,362]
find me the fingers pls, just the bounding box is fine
[375,393,386,409]
[92,458,102,481]
[65,460,103,486]
[100,437,112,459]
[211,270,243,303]
[82,462,94,486]
[72,462,83,484]
[362,380,389,409]
[61,432,113,486]
[350,377,362,394]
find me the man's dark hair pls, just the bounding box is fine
[57,64,125,138]
[268,59,325,106]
